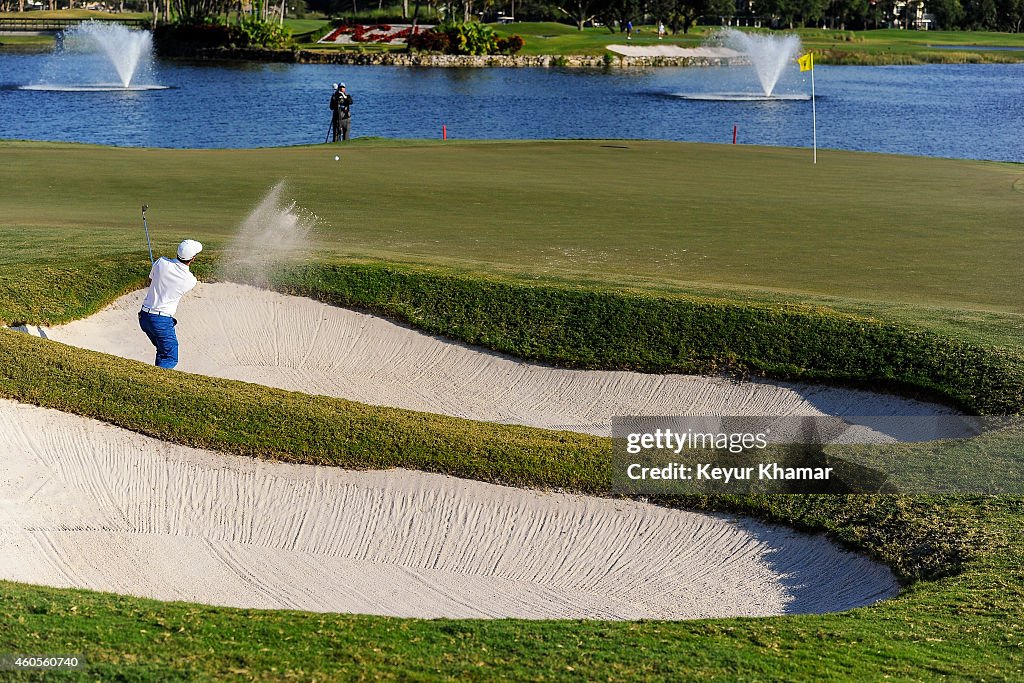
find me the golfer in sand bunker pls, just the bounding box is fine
[138,239,202,369]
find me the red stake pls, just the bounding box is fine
[443,124,447,141]
[733,125,738,144]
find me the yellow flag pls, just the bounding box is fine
[798,52,814,72]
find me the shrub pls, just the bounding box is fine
[154,17,290,51]
[154,20,233,51]
[406,22,521,56]
[406,28,450,53]
[439,21,498,56]
[231,16,291,49]
[496,34,524,55]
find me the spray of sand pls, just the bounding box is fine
[218,181,318,285]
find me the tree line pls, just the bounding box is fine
[302,0,1024,32]
[0,0,1019,33]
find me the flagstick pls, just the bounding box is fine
[811,55,817,164]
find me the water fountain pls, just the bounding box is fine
[678,29,808,101]
[21,20,165,92]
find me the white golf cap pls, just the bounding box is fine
[177,239,203,261]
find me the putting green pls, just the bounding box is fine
[1,139,1022,317]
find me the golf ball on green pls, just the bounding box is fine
[333,155,340,161]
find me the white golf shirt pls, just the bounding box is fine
[141,257,197,316]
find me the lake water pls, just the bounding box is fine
[2,53,1024,161]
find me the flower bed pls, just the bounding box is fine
[318,23,433,45]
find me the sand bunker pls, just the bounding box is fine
[35,283,960,437]
[607,44,743,59]
[4,284,923,617]
[0,399,898,619]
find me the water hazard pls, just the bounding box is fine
[1,50,1023,161]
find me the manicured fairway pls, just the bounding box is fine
[1,140,1022,341]
[492,23,1024,63]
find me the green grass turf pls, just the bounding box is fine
[282,18,331,35]
[0,139,1022,679]
[0,34,53,50]
[287,23,1024,63]
[0,10,150,19]
[4,16,1024,64]
[1,140,1021,345]
[779,28,1024,64]
[798,26,1024,52]
[487,24,1024,63]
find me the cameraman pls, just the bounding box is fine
[329,82,353,142]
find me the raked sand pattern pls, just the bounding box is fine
[0,399,899,619]
[38,283,961,437]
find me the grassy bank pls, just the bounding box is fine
[486,23,1024,64]
[787,27,1024,64]
[0,10,149,19]
[0,34,54,51]
[289,21,1024,63]
[0,139,1021,679]
[4,15,1024,65]
[0,322,1021,680]
[295,21,1024,64]
[268,262,1024,415]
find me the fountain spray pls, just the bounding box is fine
[23,20,163,92]
[714,29,802,99]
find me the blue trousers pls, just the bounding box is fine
[138,311,179,369]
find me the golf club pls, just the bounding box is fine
[142,204,153,264]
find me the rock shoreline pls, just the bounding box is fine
[170,46,732,68]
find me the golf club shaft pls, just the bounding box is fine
[142,207,153,264]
